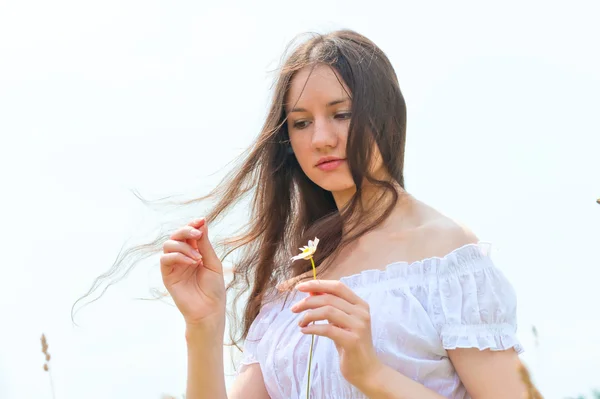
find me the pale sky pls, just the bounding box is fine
[1,1,599,398]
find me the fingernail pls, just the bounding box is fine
[191,230,202,237]
[191,250,202,260]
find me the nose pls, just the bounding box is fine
[310,117,338,151]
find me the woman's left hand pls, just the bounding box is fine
[291,279,384,390]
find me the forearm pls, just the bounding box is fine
[185,323,228,399]
[357,364,446,399]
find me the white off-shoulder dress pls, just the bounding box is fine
[237,242,523,399]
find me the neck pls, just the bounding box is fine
[333,180,412,235]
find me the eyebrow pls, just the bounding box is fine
[288,98,350,113]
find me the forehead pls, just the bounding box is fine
[285,64,350,110]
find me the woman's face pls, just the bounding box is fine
[286,64,385,199]
[285,65,354,195]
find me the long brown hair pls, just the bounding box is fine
[73,29,407,350]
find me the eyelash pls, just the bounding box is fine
[293,112,352,130]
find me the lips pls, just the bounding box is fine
[316,156,344,166]
[316,158,346,171]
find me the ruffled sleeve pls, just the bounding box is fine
[426,243,524,354]
[237,289,280,374]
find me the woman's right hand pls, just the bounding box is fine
[160,218,226,328]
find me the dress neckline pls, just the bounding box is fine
[333,241,492,290]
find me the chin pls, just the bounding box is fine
[314,179,355,194]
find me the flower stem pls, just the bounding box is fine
[306,256,317,399]
[307,334,315,399]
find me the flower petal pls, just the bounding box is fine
[292,237,319,262]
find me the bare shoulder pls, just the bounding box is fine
[428,216,479,246]
[412,207,480,259]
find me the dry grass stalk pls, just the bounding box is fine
[518,360,543,399]
[40,333,56,399]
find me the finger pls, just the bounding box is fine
[186,218,206,251]
[291,293,354,315]
[163,240,203,261]
[170,225,204,242]
[300,323,354,347]
[194,222,222,274]
[298,305,359,330]
[295,280,366,306]
[188,218,206,228]
[160,252,198,272]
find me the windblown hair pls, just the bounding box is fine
[73,29,407,352]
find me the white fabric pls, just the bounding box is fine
[237,242,523,399]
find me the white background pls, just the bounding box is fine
[1,1,599,398]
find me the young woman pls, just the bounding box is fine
[159,30,524,398]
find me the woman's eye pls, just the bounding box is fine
[335,112,352,120]
[293,120,310,129]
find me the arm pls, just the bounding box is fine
[441,225,526,398]
[228,363,271,399]
[355,349,525,399]
[185,323,228,399]
[449,348,525,399]
[159,219,233,399]
[185,323,270,399]
[160,220,269,398]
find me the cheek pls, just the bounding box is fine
[290,136,313,168]
[289,132,310,154]
[333,120,350,146]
